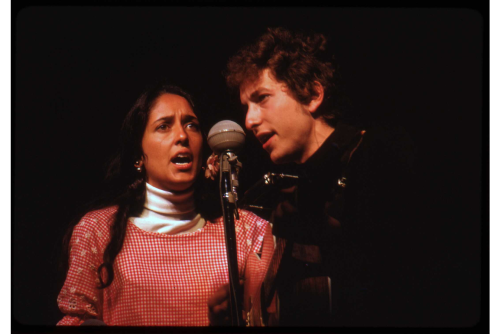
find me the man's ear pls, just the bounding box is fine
[307,81,324,114]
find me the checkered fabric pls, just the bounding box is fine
[57,206,269,326]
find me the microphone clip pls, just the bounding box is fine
[220,151,242,220]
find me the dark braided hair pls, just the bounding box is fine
[62,82,200,289]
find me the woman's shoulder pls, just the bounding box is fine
[75,206,118,232]
[68,206,117,248]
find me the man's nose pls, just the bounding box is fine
[245,104,262,130]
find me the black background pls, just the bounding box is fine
[13,5,486,330]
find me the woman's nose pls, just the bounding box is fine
[174,125,188,144]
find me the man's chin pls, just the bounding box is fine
[269,151,292,165]
[269,148,305,164]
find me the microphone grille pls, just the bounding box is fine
[207,120,245,154]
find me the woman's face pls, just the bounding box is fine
[141,93,203,192]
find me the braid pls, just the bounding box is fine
[97,177,146,289]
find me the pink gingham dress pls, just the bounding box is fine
[57,206,269,326]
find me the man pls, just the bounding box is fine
[219,27,418,326]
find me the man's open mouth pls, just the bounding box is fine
[257,132,274,145]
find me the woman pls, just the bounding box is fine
[57,82,270,326]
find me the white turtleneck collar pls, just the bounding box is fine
[130,183,205,235]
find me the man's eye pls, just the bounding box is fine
[258,95,270,102]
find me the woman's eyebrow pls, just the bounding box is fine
[182,114,199,122]
[152,114,198,125]
[152,116,174,124]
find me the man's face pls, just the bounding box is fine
[240,69,316,164]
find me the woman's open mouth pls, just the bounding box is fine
[171,153,193,170]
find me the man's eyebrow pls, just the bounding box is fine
[248,88,270,101]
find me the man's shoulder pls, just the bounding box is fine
[363,121,412,142]
[356,121,415,162]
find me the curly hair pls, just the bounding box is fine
[225,27,341,125]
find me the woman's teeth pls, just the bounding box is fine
[173,154,191,165]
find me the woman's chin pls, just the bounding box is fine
[165,179,197,193]
[145,178,193,193]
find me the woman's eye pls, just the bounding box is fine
[186,122,200,131]
[157,124,170,131]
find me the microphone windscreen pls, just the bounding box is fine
[207,120,245,154]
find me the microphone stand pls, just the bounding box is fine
[219,151,244,326]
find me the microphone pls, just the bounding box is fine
[207,120,246,326]
[207,120,246,208]
[207,120,245,154]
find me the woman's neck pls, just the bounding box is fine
[130,183,205,234]
[142,182,195,217]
